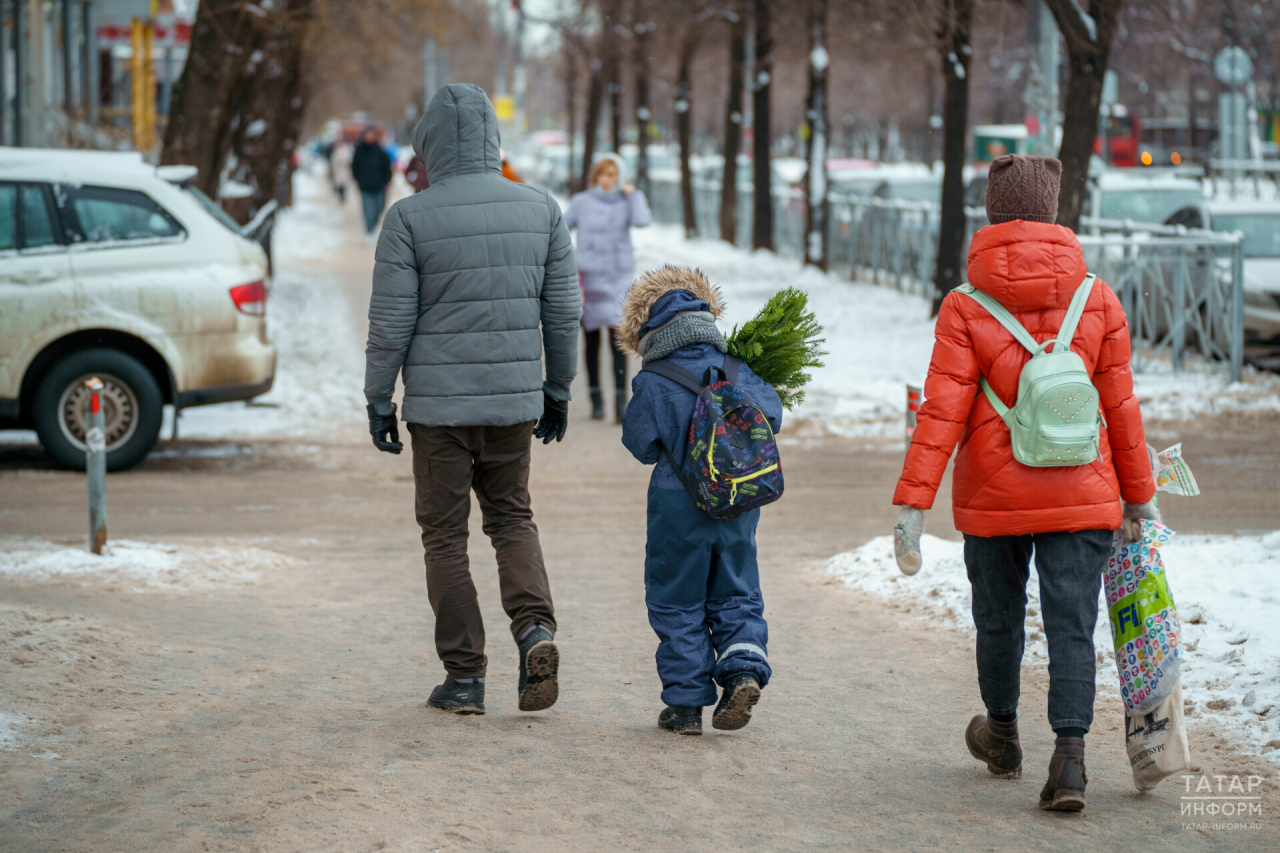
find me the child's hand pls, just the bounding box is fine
[894,506,925,576]
[621,183,636,195]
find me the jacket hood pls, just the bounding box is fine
[966,220,1089,310]
[618,266,725,355]
[413,83,502,185]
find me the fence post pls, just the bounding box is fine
[85,377,107,555]
[1230,238,1245,383]
[1171,257,1186,371]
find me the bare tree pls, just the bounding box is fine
[1044,0,1124,231]
[804,0,830,270]
[751,0,773,251]
[931,0,974,315]
[581,56,606,188]
[674,23,700,237]
[633,0,654,195]
[719,2,747,243]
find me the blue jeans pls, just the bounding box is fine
[645,487,771,708]
[963,529,1111,733]
[360,189,386,233]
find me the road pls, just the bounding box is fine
[2,189,1278,852]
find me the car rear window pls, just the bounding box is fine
[65,186,184,243]
[181,183,244,234]
[21,186,58,249]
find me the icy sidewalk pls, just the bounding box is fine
[825,531,1280,763]
[631,222,1280,435]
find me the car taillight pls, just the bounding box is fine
[229,280,266,316]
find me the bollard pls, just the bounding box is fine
[85,377,108,555]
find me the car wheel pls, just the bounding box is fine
[32,348,164,471]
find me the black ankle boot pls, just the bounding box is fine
[517,622,559,712]
[589,387,604,420]
[614,387,628,424]
[658,705,703,735]
[427,677,485,714]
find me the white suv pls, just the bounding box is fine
[0,149,277,469]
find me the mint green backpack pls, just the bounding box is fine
[956,274,1101,468]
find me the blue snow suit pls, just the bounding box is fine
[621,290,783,708]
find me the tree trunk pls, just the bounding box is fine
[161,0,255,196]
[930,0,973,317]
[633,0,651,196]
[221,0,312,224]
[803,0,828,269]
[750,0,772,251]
[606,52,623,152]
[565,47,578,194]
[580,56,604,192]
[719,6,745,244]
[1043,0,1123,231]
[676,28,699,238]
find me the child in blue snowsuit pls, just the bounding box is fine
[618,266,782,735]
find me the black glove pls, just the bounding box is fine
[532,394,569,444]
[367,402,403,454]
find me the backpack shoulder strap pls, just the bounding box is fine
[723,354,742,384]
[641,359,704,394]
[955,284,1040,355]
[1054,273,1097,352]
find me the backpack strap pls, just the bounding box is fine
[723,354,741,384]
[640,360,704,394]
[956,284,1040,354]
[1054,273,1096,353]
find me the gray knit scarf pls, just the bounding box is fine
[637,311,727,364]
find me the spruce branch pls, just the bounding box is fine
[725,288,826,410]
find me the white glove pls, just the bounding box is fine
[1121,500,1161,544]
[894,506,925,576]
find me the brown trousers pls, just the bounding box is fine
[408,421,555,678]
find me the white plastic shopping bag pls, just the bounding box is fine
[1125,679,1191,792]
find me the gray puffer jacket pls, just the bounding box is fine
[364,84,580,426]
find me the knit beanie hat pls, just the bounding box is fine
[984,154,1062,225]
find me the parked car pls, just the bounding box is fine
[1165,200,1280,342]
[1086,171,1205,225]
[0,148,277,470]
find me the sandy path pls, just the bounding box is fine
[2,190,1278,852]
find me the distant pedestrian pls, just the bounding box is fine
[619,266,781,736]
[891,154,1158,812]
[500,148,523,183]
[331,140,352,203]
[564,156,651,423]
[364,84,580,716]
[351,125,392,240]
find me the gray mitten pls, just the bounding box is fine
[894,506,925,576]
[1121,500,1161,544]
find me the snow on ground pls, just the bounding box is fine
[0,711,27,750]
[826,530,1280,763]
[0,538,296,592]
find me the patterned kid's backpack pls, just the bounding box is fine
[641,354,784,520]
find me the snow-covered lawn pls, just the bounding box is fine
[0,538,295,592]
[826,530,1280,764]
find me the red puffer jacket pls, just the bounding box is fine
[893,220,1155,537]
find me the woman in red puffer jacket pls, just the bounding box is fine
[891,155,1157,813]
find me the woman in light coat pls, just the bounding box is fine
[564,156,652,422]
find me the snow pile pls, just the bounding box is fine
[0,538,295,592]
[826,530,1280,763]
[634,225,936,437]
[1133,359,1280,421]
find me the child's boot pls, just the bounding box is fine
[658,705,703,735]
[589,387,604,420]
[712,673,761,731]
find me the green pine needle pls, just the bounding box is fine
[725,288,827,410]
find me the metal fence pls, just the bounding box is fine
[646,177,1246,381]
[1207,159,1280,201]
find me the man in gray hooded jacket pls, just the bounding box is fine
[364,84,580,715]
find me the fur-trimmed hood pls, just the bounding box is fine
[617,265,725,355]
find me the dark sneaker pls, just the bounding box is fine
[658,705,703,735]
[427,677,485,715]
[712,674,761,731]
[965,714,1022,778]
[1039,738,1087,812]
[518,623,559,712]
